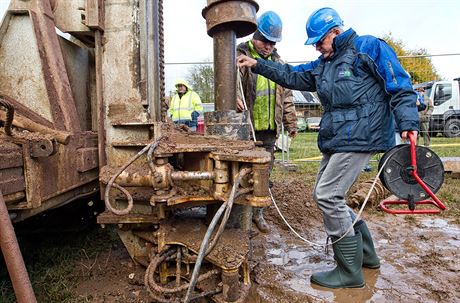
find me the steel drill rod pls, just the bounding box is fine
[214,30,237,111]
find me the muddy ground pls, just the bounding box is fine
[68,175,460,303]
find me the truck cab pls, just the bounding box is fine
[417,79,460,137]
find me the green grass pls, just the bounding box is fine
[0,224,118,303]
[276,132,460,161]
[273,132,460,220]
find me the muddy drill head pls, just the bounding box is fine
[201,0,259,139]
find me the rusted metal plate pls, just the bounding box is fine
[166,196,216,206]
[77,147,99,172]
[31,3,81,132]
[29,138,55,158]
[155,129,256,154]
[52,0,92,34]
[0,145,23,169]
[97,211,160,224]
[85,0,105,30]
[0,168,25,196]
[210,149,271,163]
[58,37,92,131]
[102,0,152,165]
[0,14,53,122]
[2,192,26,205]
[0,142,25,197]
[161,218,250,270]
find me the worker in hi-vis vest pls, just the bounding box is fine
[237,11,298,233]
[168,79,203,131]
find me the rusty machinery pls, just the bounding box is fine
[0,0,271,302]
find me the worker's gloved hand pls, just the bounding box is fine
[288,129,297,138]
[191,111,200,121]
[401,130,418,141]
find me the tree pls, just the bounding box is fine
[382,34,440,83]
[186,64,214,103]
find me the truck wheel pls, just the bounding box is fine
[444,118,460,137]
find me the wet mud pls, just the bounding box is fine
[246,181,460,303]
[72,178,460,302]
[247,216,460,303]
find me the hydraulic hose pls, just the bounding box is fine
[183,168,251,303]
[104,137,163,215]
[144,247,219,302]
[0,98,14,136]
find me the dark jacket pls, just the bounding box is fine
[418,94,434,122]
[253,28,419,153]
[237,41,297,137]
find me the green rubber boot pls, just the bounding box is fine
[310,233,364,288]
[354,220,380,269]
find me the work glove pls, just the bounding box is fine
[191,111,200,121]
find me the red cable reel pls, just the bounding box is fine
[379,132,446,214]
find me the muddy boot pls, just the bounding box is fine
[354,220,380,269]
[310,233,364,288]
[252,207,270,233]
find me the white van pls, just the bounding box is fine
[415,78,460,137]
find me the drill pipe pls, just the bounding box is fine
[0,191,37,303]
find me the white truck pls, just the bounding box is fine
[415,78,460,137]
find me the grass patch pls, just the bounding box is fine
[277,132,460,161]
[0,221,118,303]
[274,132,460,217]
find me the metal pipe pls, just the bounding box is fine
[171,171,215,181]
[0,191,37,303]
[0,111,70,145]
[95,30,106,166]
[113,170,215,187]
[222,269,240,302]
[213,30,236,111]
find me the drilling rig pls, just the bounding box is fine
[0,0,270,301]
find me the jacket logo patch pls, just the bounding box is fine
[338,70,352,77]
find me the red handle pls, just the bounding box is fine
[408,131,446,210]
[380,131,446,214]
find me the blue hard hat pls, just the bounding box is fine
[305,7,343,45]
[257,11,282,42]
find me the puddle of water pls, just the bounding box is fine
[421,218,460,235]
[249,216,460,303]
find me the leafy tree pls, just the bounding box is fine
[186,63,214,103]
[382,34,440,83]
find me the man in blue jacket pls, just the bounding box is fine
[237,7,419,288]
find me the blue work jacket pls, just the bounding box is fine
[253,28,419,153]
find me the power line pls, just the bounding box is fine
[165,53,460,66]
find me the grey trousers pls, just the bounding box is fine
[313,152,373,237]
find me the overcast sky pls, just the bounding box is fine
[1,0,459,94]
[163,0,459,92]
